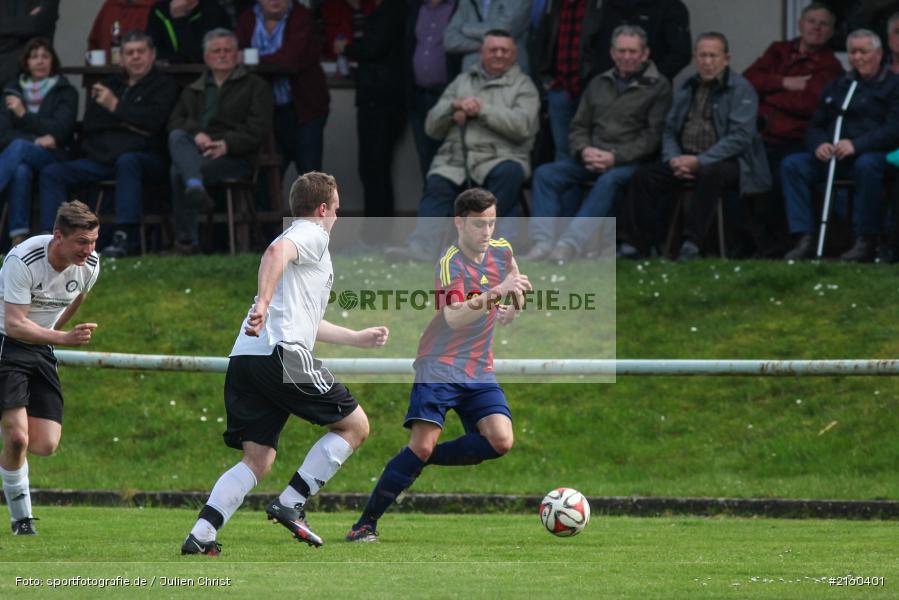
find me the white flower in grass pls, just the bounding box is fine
[184,288,191,294]
[787,259,795,265]
[851,303,857,308]
[874,390,880,395]
[747,423,753,429]
[733,266,741,272]
[217,417,224,423]
[169,400,176,406]
[545,312,552,317]
[713,273,720,280]
[501,339,508,345]
[200,416,208,422]
[827,284,839,290]
[653,291,660,297]
[795,399,802,405]
[112,437,119,442]
[341,310,349,319]
[813,283,823,290]
[690,326,698,332]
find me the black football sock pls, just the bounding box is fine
[427,432,501,466]
[356,447,424,527]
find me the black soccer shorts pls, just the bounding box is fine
[222,345,359,451]
[0,335,64,423]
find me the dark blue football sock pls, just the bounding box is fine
[427,433,501,466]
[356,447,425,527]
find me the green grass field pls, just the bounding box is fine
[0,507,895,599]
[26,254,897,499]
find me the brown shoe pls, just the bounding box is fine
[173,241,199,256]
[840,237,876,263]
[521,243,552,261]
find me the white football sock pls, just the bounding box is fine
[0,460,32,522]
[189,518,218,543]
[279,432,353,506]
[193,462,257,541]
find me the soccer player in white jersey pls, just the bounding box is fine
[0,201,101,535]
[182,172,389,555]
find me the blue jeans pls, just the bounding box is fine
[530,158,637,252]
[781,152,886,237]
[273,106,326,175]
[39,153,167,231]
[0,139,58,237]
[546,88,579,161]
[408,161,525,256]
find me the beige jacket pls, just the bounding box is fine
[425,63,540,186]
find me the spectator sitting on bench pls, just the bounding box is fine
[782,29,899,263]
[385,30,539,262]
[523,25,672,262]
[166,28,272,255]
[0,38,77,247]
[39,30,178,257]
[617,31,771,261]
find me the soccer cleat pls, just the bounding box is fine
[345,522,379,543]
[265,499,323,547]
[11,517,38,535]
[181,533,222,556]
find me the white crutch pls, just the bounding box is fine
[817,79,858,258]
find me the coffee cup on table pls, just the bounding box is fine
[85,50,106,66]
[242,48,259,65]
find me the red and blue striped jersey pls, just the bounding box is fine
[415,238,514,378]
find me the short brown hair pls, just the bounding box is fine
[54,201,100,235]
[454,188,497,217]
[289,172,337,217]
[18,38,61,78]
[695,31,729,54]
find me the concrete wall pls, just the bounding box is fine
[54,0,787,215]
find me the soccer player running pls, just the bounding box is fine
[0,201,100,535]
[182,172,389,555]
[347,188,531,541]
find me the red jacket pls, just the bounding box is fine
[88,0,155,51]
[318,0,376,60]
[743,39,844,144]
[235,0,329,124]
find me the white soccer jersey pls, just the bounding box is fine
[0,235,101,335]
[230,220,333,357]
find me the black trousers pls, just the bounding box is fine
[620,160,739,252]
[356,102,405,222]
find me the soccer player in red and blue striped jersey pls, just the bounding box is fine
[347,188,532,542]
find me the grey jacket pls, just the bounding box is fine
[426,62,540,185]
[663,67,771,195]
[444,0,531,73]
[568,60,672,165]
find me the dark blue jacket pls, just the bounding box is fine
[0,74,77,158]
[663,67,771,195]
[806,66,899,155]
[81,67,178,165]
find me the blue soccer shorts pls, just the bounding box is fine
[404,360,512,433]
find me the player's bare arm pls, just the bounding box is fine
[5,302,97,346]
[245,239,299,337]
[317,320,389,348]
[443,270,532,330]
[53,293,86,331]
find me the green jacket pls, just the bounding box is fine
[568,61,672,165]
[167,65,273,161]
[425,63,540,186]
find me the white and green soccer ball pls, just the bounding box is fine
[539,487,590,536]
